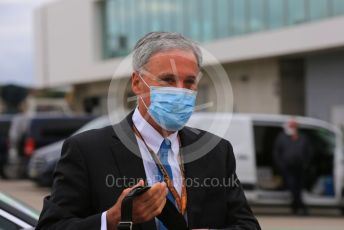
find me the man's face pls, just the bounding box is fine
[285,120,298,135]
[132,49,199,110]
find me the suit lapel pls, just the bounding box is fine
[178,127,208,226]
[111,111,147,184]
[110,111,157,230]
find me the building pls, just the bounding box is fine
[34,0,344,124]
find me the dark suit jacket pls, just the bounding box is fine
[36,112,260,229]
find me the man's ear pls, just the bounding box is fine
[131,72,141,95]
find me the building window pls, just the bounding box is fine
[287,0,307,25]
[233,0,248,35]
[102,0,344,59]
[201,0,215,41]
[267,0,285,29]
[189,0,201,41]
[309,0,330,20]
[249,0,265,32]
[216,0,230,38]
[333,0,344,15]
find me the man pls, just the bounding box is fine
[273,119,312,215]
[37,32,260,229]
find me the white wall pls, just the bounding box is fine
[34,0,344,88]
[224,59,280,114]
[306,51,344,122]
[34,0,126,87]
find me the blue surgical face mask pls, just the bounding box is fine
[139,75,197,131]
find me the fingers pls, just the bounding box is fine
[137,185,167,211]
[116,179,145,207]
[135,193,167,222]
[143,189,167,217]
[139,183,168,208]
[107,179,146,227]
[134,182,167,211]
[138,182,167,203]
[114,181,169,223]
[132,179,145,189]
[132,182,169,223]
[133,196,167,222]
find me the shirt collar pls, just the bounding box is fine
[132,107,179,155]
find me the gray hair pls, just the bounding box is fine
[132,32,203,72]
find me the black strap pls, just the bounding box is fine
[118,186,150,230]
[117,196,133,230]
[117,186,189,230]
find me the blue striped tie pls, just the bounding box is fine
[158,138,175,230]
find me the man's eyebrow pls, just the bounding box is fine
[156,73,176,79]
[155,73,197,80]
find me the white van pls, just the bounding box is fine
[187,113,344,210]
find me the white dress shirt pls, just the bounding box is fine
[101,108,182,229]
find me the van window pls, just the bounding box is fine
[254,124,336,197]
[301,128,335,196]
[254,125,282,190]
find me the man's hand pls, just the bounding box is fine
[107,180,168,229]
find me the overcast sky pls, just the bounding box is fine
[0,0,52,87]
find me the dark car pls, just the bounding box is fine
[0,115,13,179]
[28,140,63,186]
[0,192,39,229]
[28,115,109,186]
[5,114,95,179]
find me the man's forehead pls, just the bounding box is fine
[139,49,200,79]
[139,67,200,80]
[148,50,198,64]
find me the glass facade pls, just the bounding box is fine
[103,0,344,59]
